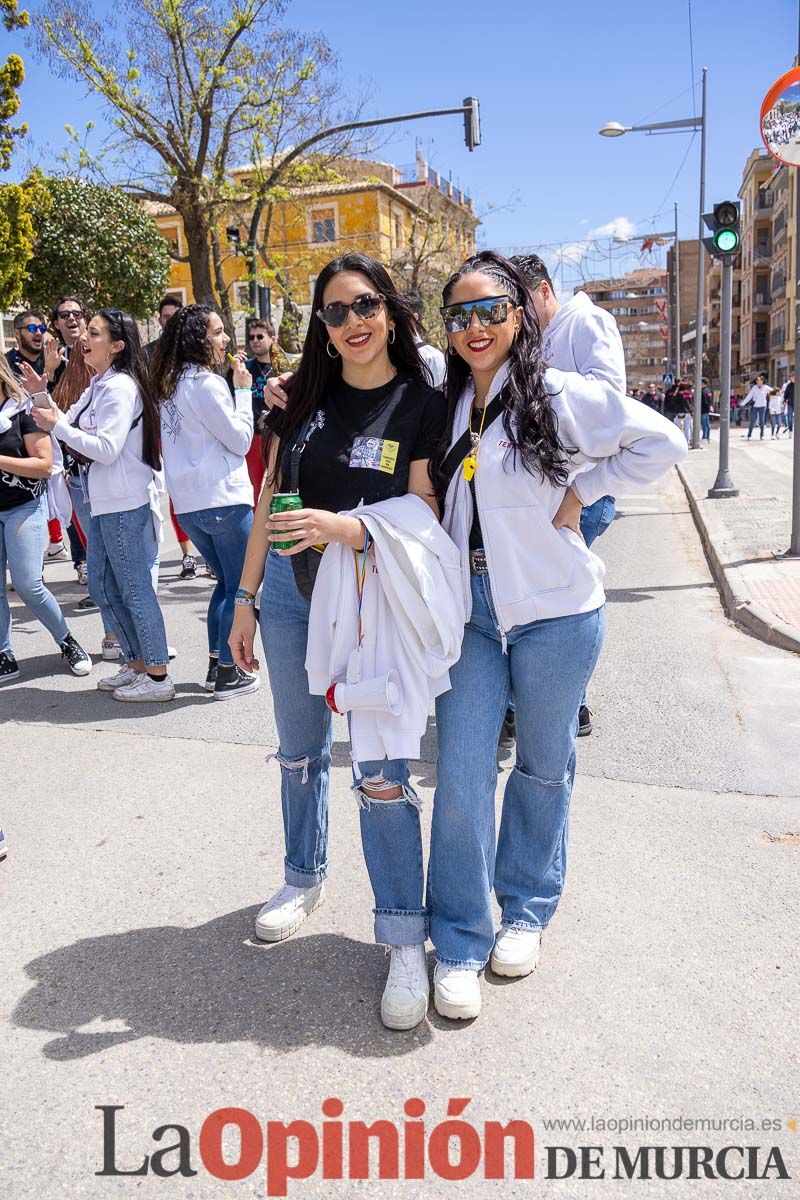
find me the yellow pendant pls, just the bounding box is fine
[462,455,477,482]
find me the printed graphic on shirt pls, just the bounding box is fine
[349,436,399,474]
[305,410,326,442]
[161,399,183,443]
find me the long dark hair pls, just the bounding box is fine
[98,309,161,471]
[431,250,572,498]
[149,303,217,404]
[262,253,427,485]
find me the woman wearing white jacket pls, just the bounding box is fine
[229,253,447,1031]
[151,305,257,701]
[428,252,688,1021]
[32,310,172,702]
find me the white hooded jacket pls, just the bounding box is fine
[444,362,688,637]
[305,495,465,764]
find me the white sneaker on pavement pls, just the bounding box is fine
[101,636,122,662]
[381,944,429,1030]
[490,927,541,977]
[433,962,481,1020]
[44,540,68,562]
[112,673,176,703]
[254,881,325,942]
[97,664,139,692]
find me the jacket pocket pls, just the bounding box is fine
[482,504,576,602]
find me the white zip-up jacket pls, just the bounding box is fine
[53,368,157,517]
[305,495,466,764]
[160,367,253,514]
[542,290,627,392]
[444,362,688,636]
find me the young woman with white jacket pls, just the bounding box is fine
[151,306,257,701]
[427,252,688,1021]
[229,253,447,1031]
[32,310,173,702]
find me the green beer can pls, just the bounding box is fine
[270,492,303,550]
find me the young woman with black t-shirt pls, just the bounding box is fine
[229,253,446,1031]
[0,357,90,682]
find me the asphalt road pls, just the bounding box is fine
[2,468,799,1199]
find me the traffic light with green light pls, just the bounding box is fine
[702,200,741,258]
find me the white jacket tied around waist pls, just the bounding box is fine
[53,368,159,518]
[305,495,466,765]
[160,367,253,515]
[444,362,688,636]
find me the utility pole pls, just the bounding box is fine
[708,253,738,497]
[691,67,708,450]
[674,202,681,377]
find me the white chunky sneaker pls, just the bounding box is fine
[490,927,541,977]
[112,673,176,703]
[381,944,429,1030]
[254,881,325,943]
[97,664,139,692]
[101,636,122,662]
[433,962,481,1020]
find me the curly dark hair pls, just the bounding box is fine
[149,304,217,403]
[431,250,573,499]
[97,309,161,472]
[263,253,429,485]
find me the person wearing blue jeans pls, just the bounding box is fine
[0,495,91,680]
[178,502,254,687]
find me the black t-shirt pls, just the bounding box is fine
[282,373,446,513]
[0,406,48,511]
[226,356,275,426]
[6,348,44,379]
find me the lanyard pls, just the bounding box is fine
[353,530,372,647]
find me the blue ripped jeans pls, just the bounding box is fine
[429,572,605,969]
[259,550,426,945]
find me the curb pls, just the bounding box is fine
[676,464,800,656]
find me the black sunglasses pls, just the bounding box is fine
[56,309,84,320]
[316,293,384,328]
[22,324,47,334]
[440,295,511,333]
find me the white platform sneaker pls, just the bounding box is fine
[254,881,325,942]
[490,927,541,977]
[381,944,429,1030]
[433,963,481,1020]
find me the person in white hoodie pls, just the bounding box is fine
[151,305,258,701]
[427,252,687,1021]
[31,310,172,701]
[229,252,448,1031]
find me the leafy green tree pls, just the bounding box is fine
[0,173,49,310]
[25,177,170,317]
[37,0,358,321]
[0,0,28,171]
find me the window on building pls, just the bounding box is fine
[311,207,336,244]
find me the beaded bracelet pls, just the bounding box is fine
[234,587,256,607]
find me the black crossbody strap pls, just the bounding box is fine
[440,390,507,490]
[288,411,317,493]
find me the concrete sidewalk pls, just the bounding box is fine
[677,432,800,654]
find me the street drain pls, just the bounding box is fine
[761,832,800,844]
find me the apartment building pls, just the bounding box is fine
[579,268,669,390]
[737,149,775,383]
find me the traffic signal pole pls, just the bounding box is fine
[708,254,738,497]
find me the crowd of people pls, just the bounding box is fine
[626,373,796,444]
[1,250,688,1025]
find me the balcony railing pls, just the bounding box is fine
[753,291,771,309]
[774,209,787,238]
[772,270,786,297]
[757,189,774,210]
[771,327,786,349]
[754,339,769,356]
[754,242,771,262]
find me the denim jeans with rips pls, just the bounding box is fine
[259,550,427,945]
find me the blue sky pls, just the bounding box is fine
[7,0,797,290]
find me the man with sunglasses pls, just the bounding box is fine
[6,312,47,380]
[225,318,279,504]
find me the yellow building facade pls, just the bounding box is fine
[151,155,478,329]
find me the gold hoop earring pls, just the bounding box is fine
[326,341,339,359]
[388,328,396,345]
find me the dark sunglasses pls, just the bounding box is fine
[249,332,268,340]
[56,309,84,320]
[316,293,384,328]
[440,295,511,333]
[23,324,47,334]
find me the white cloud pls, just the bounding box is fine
[589,215,637,240]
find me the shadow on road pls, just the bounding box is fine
[0,674,210,721]
[13,912,434,1060]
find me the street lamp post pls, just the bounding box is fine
[600,66,707,448]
